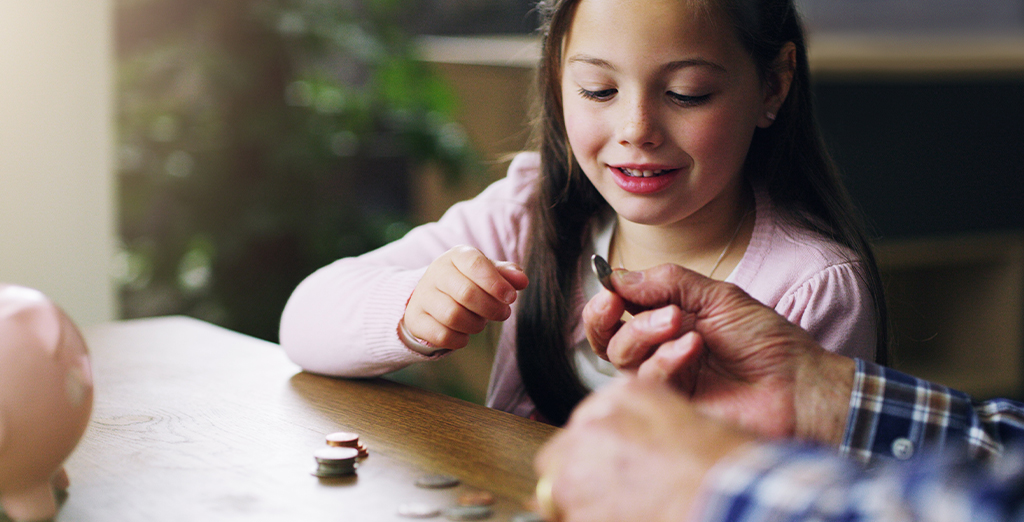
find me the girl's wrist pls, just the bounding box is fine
[397,318,451,356]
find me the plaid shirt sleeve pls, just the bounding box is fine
[696,443,1024,522]
[840,359,1024,464]
[695,360,1024,522]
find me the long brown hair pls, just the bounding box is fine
[517,0,889,425]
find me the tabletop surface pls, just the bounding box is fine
[51,316,557,521]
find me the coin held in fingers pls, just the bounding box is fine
[591,254,615,293]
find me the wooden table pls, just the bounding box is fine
[52,316,557,521]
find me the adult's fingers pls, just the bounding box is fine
[583,290,626,361]
[609,264,735,318]
[636,331,705,394]
[604,305,689,370]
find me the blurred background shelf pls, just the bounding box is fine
[878,233,1024,400]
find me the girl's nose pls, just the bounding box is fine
[617,96,663,149]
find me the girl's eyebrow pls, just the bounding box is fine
[566,54,727,73]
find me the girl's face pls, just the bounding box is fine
[561,0,775,228]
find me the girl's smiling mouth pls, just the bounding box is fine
[616,167,673,178]
[609,164,680,194]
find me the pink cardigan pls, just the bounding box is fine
[279,152,876,418]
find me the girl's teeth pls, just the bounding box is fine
[620,168,666,177]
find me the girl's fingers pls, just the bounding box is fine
[404,306,472,350]
[407,246,528,351]
[419,292,489,335]
[435,274,512,322]
[494,261,529,290]
[449,246,523,308]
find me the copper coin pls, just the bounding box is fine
[457,490,495,507]
[325,431,360,448]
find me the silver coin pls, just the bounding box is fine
[510,512,545,522]
[414,474,460,489]
[311,464,356,477]
[316,461,356,472]
[591,254,615,292]
[397,502,442,518]
[444,505,492,521]
[314,446,359,463]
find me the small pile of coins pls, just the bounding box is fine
[312,431,368,477]
[311,446,359,477]
[325,431,369,458]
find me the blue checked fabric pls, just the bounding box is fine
[841,359,1024,464]
[696,360,1024,522]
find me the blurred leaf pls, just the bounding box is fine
[117,0,478,341]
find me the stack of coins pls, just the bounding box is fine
[326,431,369,458]
[312,446,359,477]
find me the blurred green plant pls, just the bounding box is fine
[116,0,477,341]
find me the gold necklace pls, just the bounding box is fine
[612,211,749,279]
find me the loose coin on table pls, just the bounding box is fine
[397,502,442,519]
[414,474,461,489]
[444,505,493,521]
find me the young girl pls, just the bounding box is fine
[280,0,888,426]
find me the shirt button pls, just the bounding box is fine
[891,438,915,460]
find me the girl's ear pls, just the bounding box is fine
[758,42,797,128]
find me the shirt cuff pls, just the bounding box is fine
[840,359,973,464]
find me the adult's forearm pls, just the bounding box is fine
[793,350,856,447]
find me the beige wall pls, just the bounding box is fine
[0,2,115,325]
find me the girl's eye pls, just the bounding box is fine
[668,92,711,107]
[578,88,616,101]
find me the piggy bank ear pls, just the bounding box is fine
[0,286,62,356]
[0,285,47,320]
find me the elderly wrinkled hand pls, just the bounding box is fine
[534,378,754,522]
[583,264,854,443]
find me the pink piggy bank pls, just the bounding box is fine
[0,285,93,521]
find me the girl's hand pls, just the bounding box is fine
[403,245,529,351]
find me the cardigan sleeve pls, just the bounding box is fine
[774,261,877,362]
[278,152,538,377]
